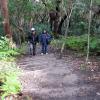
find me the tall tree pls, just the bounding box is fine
[60,0,74,54]
[86,0,93,63]
[0,0,12,38]
[49,0,62,37]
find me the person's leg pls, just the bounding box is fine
[41,44,44,54]
[44,44,48,54]
[30,47,32,55]
[33,44,36,55]
[29,43,33,55]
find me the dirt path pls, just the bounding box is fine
[17,53,97,100]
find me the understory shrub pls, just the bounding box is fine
[0,37,22,99]
[0,37,19,61]
[52,34,100,54]
[0,62,21,100]
[65,35,87,51]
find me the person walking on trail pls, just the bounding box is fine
[39,29,52,55]
[28,28,38,56]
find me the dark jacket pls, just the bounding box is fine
[28,32,38,44]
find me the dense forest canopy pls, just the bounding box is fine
[0,0,99,49]
[0,0,100,39]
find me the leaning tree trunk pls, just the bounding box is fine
[60,5,73,54]
[0,0,12,38]
[60,0,74,55]
[58,0,73,35]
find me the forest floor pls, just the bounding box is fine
[17,46,100,100]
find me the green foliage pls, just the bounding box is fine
[90,36,100,52]
[9,0,33,20]
[94,0,100,4]
[42,0,56,10]
[0,37,10,50]
[0,37,21,99]
[0,62,21,100]
[51,37,64,49]
[1,75,21,99]
[0,16,4,36]
[61,0,88,35]
[65,35,87,51]
[16,42,28,55]
[0,37,19,61]
[66,35,100,53]
[33,23,51,34]
[52,34,100,53]
[61,0,100,35]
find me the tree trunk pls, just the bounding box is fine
[29,18,33,29]
[57,0,73,35]
[60,0,74,55]
[53,11,60,37]
[49,0,61,38]
[86,0,93,63]
[0,0,12,38]
[57,15,67,34]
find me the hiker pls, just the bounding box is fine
[28,28,38,55]
[39,30,52,55]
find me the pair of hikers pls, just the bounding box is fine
[28,28,52,55]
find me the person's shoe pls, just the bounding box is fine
[46,53,48,55]
[41,53,44,55]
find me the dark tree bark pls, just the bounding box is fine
[93,5,100,17]
[49,0,61,38]
[57,15,67,34]
[0,0,12,38]
[49,10,57,31]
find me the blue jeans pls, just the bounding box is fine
[41,44,48,54]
